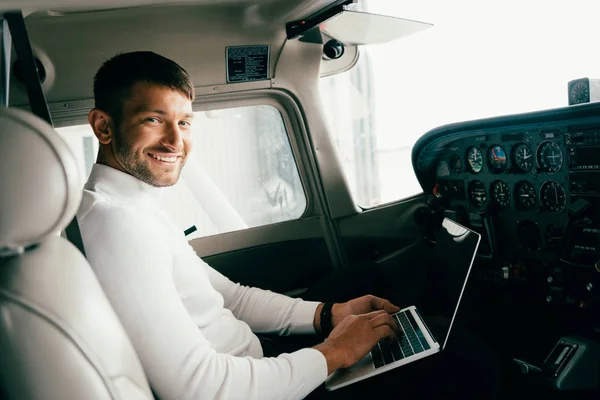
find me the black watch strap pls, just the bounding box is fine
[320,302,334,337]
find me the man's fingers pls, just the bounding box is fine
[382,300,401,313]
[364,310,388,320]
[369,311,402,336]
[368,295,401,313]
[373,324,396,342]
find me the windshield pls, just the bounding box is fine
[320,0,599,207]
[362,0,600,124]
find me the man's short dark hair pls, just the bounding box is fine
[93,51,194,124]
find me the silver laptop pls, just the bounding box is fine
[325,217,481,390]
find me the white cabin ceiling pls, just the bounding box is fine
[7,1,341,105]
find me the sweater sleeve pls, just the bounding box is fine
[205,265,321,335]
[79,203,327,400]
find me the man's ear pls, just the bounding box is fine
[88,109,114,145]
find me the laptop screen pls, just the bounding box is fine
[422,217,481,350]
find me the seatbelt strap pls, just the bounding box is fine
[4,13,87,257]
[65,217,87,257]
[4,12,52,124]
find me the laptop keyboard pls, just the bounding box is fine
[370,310,431,368]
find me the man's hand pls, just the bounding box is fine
[331,295,400,328]
[313,310,401,375]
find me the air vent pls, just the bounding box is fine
[13,57,47,85]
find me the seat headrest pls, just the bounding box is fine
[0,108,82,253]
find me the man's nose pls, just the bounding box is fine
[161,122,184,151]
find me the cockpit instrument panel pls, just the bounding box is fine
[432,113,600,269]
[434,125,573,261]
[417,105,600,333]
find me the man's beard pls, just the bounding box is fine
[113,128,184,187]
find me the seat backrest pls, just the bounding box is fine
[0,108,153,400]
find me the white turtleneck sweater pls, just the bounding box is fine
[77,164,327,400]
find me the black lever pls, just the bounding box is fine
[480,214,497,262]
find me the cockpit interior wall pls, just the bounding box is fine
[9,5,286,105]
[9,1,352,106]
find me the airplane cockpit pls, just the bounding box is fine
[1,0,600,399]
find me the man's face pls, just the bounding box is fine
[109,82,194,187]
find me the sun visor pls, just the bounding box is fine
[320,10,433,46]
[287,2,432,46]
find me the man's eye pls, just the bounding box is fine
[145,117,159,123]
[180,121,191,127]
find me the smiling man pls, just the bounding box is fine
[76,51,401,400]
[89,59,195,187]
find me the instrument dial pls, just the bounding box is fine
[488,145,507,172]
[540,181,567,212]
[512,143,533,173]
[468,180,487,209]
[491,181,510,209]
[515,181,537,210]
[536,141,563,174]
[466,146,484,173]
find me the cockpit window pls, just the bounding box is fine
[56,105,306,238]
[320,0,599,208]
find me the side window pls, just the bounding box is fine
[55,124,99,178]
[55,104,306,239]
[319,47,423,208]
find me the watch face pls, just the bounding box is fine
[570,81,590,104]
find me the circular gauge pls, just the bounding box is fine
[536,141,563,174]
[466,146,484,173]
[540,181,567,212]
[512,143,534,173]
[449,154,462,174]
[468,180,487,209]
[517,220,541,250]
[488,145,507,172]
[491,181,510,209]
[515,181,537,210]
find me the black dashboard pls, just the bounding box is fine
[412,103,600,344]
